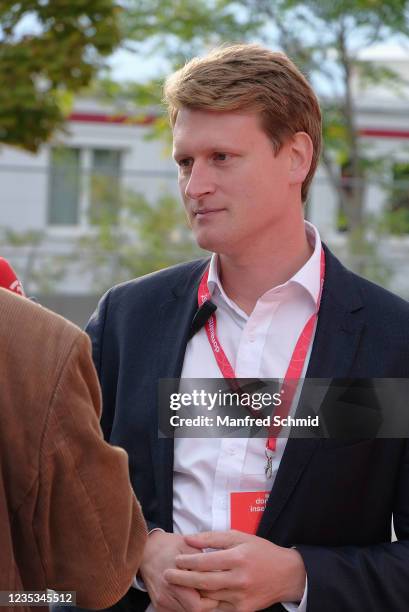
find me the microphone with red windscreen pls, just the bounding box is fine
[0,257,25,296]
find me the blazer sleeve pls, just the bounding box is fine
[296,440,409,611]
[86,291,161,534]
[86,289,118,443]
[34,331,147,609]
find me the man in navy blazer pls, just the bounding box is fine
[86,44,409,611]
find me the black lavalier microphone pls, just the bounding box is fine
[188,300,217,340]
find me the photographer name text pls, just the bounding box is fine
[169,414,319,428]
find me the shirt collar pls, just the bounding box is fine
[290,221,322,306]
[207,220,322,309]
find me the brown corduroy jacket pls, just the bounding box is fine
[0,288,147,611]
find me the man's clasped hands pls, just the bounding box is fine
[140,529,306,612]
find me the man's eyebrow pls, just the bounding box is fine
[172,143,243,161]
[172,149,189,160]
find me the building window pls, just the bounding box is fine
[48,147,81,225]
[47,147,122,227]
[336,160,353,232]
[89,149,122,225]
[385,161,409,234]
[390,162,409,209]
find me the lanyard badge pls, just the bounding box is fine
[197,249,326,477]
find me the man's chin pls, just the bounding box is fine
[194,233,225,254]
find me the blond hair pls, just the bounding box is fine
[164,43,322,201]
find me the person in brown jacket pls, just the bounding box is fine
[0,287,147,610]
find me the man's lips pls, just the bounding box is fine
[193,208,225,216]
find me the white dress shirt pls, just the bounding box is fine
[146,221,322,612]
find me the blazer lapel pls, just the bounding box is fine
[151,260,209,531]
[258,246,366,538]
[306,248,365,380]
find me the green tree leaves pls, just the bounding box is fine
[0,0,122,150]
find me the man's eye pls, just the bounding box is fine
[178,158,192,168]
[213,153,229,162]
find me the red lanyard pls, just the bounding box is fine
[198,249,325,453]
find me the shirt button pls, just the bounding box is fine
[227,446,236,456]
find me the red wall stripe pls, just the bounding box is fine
[68,113,409,139]
[69,112,156,125]
[359,128,409,139]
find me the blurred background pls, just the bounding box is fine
[1,0,409,326]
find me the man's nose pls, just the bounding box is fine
[184,162,215,200]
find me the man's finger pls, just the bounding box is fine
[176,549,234,572]
[198,597,221,611]
[165,584,200,612]
[214,603,234,612]
[164,568,229,591]
[200,590,238,610]
[172,585,219,612]
[184,530,246,550]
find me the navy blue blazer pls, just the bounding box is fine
[85,246,409,611]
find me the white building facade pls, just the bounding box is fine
[1,85,409,323]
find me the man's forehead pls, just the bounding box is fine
[172,108,264,150]
[174,107,260,128]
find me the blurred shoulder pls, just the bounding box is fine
[96,258,209,313]
[0,288,85,361]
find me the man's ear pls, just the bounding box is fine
[288,132,313,186]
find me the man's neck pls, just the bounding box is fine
[217,222,313,316]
